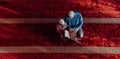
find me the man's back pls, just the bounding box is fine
[65,12,83,30]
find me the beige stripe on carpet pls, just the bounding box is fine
[0,18,119,24]
[0,46,119,54]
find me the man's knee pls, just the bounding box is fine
[77,29,83,38]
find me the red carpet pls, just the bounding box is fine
[0,53,119,59]
[0,0,119,18]
[0,23,119,46]
[0,0,119,59]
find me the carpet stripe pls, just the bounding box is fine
[0,46,119,54]
[0,18,120,24]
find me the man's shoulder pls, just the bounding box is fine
[75,12,80,14]
[75,12,81,16]
[65,16,70,20]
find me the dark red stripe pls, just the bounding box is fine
[0,23,119,46]
[0,53,119,59]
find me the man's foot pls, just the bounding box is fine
[77,38,81,40]
[71,38,81,45]
[59,37,69,45]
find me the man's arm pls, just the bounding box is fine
[71,13,83,30]
[65,17,70,28]
[65,17,74,32]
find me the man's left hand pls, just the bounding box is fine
[75,29,79,32]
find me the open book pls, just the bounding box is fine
[64,30,70,39]
[64,30,77,39]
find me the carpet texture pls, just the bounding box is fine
[0,53,119,59]
[0,23,119,46]
[0,0,119,18]
[0,0,119,59]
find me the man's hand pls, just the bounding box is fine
[69,28,77,39]
[69,28,73,32]
[75,29,79,32]
[69,28,79,33]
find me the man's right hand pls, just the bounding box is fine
[69,28,73,32]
